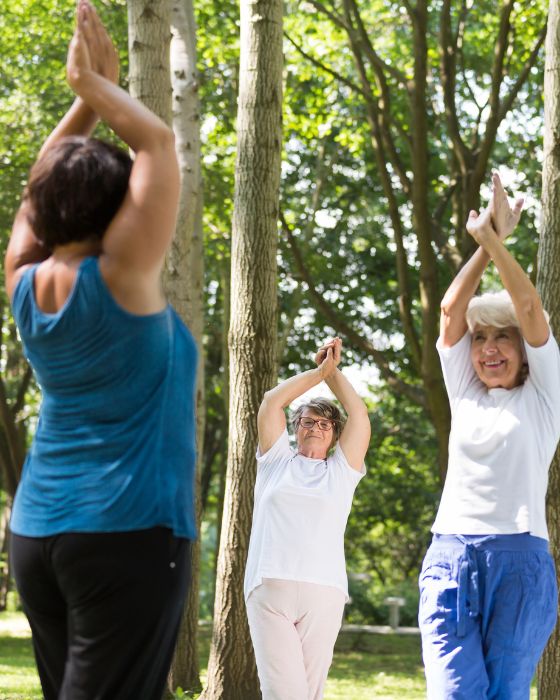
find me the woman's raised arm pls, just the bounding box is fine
[67,0,180,311]
[466,206,548,347]
[316,338,370,471]
[257,351,338,454]
[439,173,523,348]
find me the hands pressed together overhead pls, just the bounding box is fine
[315,337,342,380]
[466,172,524,246]
[67,0,119,89]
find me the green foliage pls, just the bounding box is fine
[0,0,551,634]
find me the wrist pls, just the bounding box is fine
[68,68,97,96]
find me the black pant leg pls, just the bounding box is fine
[10,532,68,700]
[52,528,191,700]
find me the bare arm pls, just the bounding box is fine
[4,4,121,300]
[466,207,549,347]
[317,338,370,471]
[257,351,338,454]
[67,1,180,308]
[5,99,104,300]
[439,245,491,348]
[440,173,523,348]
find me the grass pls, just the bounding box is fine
[0,613,42,700]
[0,612,538,699]
[327,633,426,699]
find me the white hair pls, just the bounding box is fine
[466,289,549,332]
[466,290,518,333]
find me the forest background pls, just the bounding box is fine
[1,0,560,698]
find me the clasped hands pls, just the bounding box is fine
[466,172,524,247]
[315,337,342,380]
[67,0,119,89]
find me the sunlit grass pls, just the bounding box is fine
[0,612,42,699]
[0,612,538,700]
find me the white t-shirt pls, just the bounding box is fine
[433,331,560,540]
[244,430,365,601]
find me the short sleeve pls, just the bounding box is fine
[437,332,478,405]
[328,443,366,494]
[253,429,293,503]
[256,429,292,472]
[524,331,560,425]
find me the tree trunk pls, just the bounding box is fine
[201,0,283,696]
[127,1,205,692]
[127,0,172,124]
[166,0,205,692]
[537,2,560,696]
[0,500,12,611]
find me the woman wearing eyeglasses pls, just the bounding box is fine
[244,337,370,700]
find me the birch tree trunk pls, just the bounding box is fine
[167,0,205,692]
[201,0,283,696]
[537,2,560,697]
[127,0,172,123]
[127,1,204,691]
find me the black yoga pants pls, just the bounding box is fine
[11,527,191,700]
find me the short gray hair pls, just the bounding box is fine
[466,289,549,333]
[466,290,519,333]
[291,397,346,446]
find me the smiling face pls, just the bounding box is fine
[295,409,336,458]
[470,324,525,390]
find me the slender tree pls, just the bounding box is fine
[202,0,284,696]
[167,0,205,692]
[537,2,560,696]
[127,0,172,123]
[127,1,205,690]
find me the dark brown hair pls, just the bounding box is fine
[26,136,132,249]
[291,397,346,448]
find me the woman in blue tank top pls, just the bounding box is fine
[4,3,197,698]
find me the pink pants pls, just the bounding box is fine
[246,578,346,700]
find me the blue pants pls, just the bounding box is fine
[419,533,558,700]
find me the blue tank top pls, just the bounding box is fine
[10,256,197,539]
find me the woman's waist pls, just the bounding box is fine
[430,532,549,553]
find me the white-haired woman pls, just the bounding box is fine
[244,337,370,700]
[419,173,560,700]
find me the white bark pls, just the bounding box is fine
[167,0,205,692]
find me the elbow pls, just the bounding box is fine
[152,124,176,153]
[518,294,541,319]
[440,293,454,320]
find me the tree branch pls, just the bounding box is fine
[284,31,365,97]
[281,214,426,408]
[305,0,349,32]
[472,0,515,187]
[439,0,471,175]
[497,21,547,123]
[344,0,407,88]
[346,24,412,197]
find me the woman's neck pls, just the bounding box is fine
[298,446,328,460]
[52,239,101,262]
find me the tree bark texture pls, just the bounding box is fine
[202,0,283,697]
[166,0,205,693]
[127,0,172,123]
[127,1,205,691]
[537,2,560,697]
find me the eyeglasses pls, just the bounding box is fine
[298,417,334,431]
